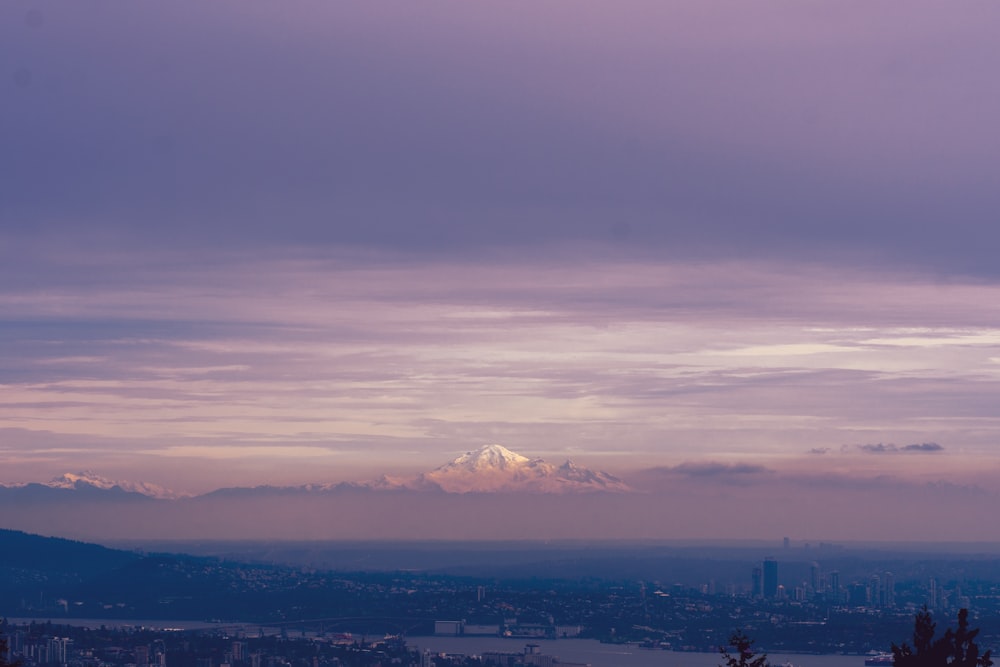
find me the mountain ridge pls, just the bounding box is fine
[0,471,182,500]
[0,445,631,499]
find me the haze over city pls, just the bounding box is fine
[3,2,1000,540]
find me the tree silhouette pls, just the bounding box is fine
[720,630,769,667]
[0,617,20,667]
[0,637,18,667]
[893,608,993,667]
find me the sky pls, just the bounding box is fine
[3,2,1000,536]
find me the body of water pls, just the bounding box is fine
[7,619,875,667]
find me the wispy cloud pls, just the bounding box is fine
[646,462,773,477]
[902,442,945,452]
[858,442,945,454]
[2,253,999,490]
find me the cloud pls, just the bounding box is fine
[859,443,895,453]
[902,442,945,452]
[651,462,773,477]
[807,447,829,455]
[858,442,945,454]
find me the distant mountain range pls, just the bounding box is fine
[0,445,630,500]
[45,471,181,498]
[0,446,642,540]
[0,471,182,500]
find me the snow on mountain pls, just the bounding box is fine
[418,444,632,494]
[307,474,416,493]
[445,444,532,471]
[2,449,627,501]
[40,471,181,499]
[555,460,632,491]
[360,474,416,491]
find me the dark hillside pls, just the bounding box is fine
[0,529,138,579]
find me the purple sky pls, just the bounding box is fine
[3,2,1000,536]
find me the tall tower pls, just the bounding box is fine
[763,558,778,599]
[752,566,763,598]
[870,574,881,608]
[829,570,841,600]
[883,571,895,608]
[810,562,821,593]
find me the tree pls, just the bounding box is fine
[0,637,17,667]
[893,608,993,667]
[720,630,769,667]
[0,618,20,667]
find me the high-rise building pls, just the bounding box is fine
[763,558,778,599]
[850,582,869,607]
[810,562,821,593]
[883,571,896,608]
[47,638,69,666]
[752,566,763,598]
[871,574,883,607]
[232,642,248,663]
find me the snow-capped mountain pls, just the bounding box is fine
[3,471,181,499]
[417,444,631,494]
[48,471,181,498]
[1,449,628,504]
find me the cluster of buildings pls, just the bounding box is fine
[2,629,168,667]
[1,625,596,667]
[432,622,581,640]
[0,625,419,667]
[749,557,898,608]
[420,644,585,667]
[4,635,74,666]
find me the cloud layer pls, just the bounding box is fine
[4,2,1000,272]
[2,1,1000,533]
[3,255,1000,495]
[858,443,946,454]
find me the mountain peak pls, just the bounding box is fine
[44,471,181,499]
[447,444,531,471]
[49,471,112,489]
[419,445,631,494]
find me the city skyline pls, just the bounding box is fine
[4,2,1000,539]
